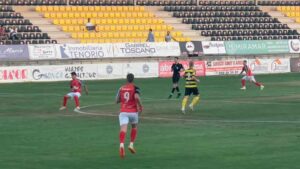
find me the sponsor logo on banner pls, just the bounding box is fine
[288,39,300,53]
[202,41,226,55]
[31,65,99,81]
[123,62,158,78]
[28,44,59,60]
[225,40,290,55]
[248,58,290,74]
[113,42,181,57]
[0,67,29,82]
[58,44,113,59]
[159,60,206,77]
[0,45,29,61]
[179,41,203,56]
[206,60,244,76]
[290,58,300,72]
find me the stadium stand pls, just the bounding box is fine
[36,5,190,43]
[1,0,299,44]
[0,5,56,44]
[162,1,300,41]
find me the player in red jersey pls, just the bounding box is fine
[239,60,264,90]
[116,73,143,159]
[59,72,88,111]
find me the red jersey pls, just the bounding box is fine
[118,83,140,113]
[242,65,253,76]
[70,79,82,93]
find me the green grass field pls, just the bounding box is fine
[0,73,300,169]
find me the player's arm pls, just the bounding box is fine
[134,87,143,113]
[135,93,143,114]
[191,70,200,82]
[239,67,245,75]
[115,88,121,104]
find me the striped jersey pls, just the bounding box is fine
[184,68,197,88]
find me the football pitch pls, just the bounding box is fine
[0,73,300,169]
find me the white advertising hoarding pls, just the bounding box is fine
[28,44,60,60]
[202,41,226,55]
[113,42,181,57]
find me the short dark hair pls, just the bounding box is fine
[71,72,77,76]
[243,60,247,63]
[127,73,134,83]
[175,57,179,60]
[149,28,152,32]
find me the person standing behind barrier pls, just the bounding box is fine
[146,29,155,42]
[165,31,177,42]
[0,25,7,40]
[85,18,96,32]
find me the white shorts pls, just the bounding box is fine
[119,112,139,126]
[242,76,256,82]
[67,92,81,99]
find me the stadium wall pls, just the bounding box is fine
[0,41,299,83]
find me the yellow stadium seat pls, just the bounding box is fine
[110,25,116,31]
[95,6,100,12]
[133,25,139,31]
[62,13,68,18]
[47,6,54,12]
[65,6,71,12]
[36,6,42,12]
[71,19,77,25]
[71,6,77,12]
[82,6,88,12]
[71,33,77,38]
[92,12,97,18]
[128,25,133,31]
[53,19,59,25]
[129,19,135,24]
[56,13,62,18]
[77,6,83,12]
[53,6,60,12]
[132,12,138,18]
[106,6,112,12]
[104,26,111,31]
[296,7,300,11]
[74,13,80,18]
[83,32,90,39]
[276,6,281,11]
[111,6,117,12]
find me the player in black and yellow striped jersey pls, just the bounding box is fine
[181,61,200,114]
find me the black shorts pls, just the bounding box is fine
[172,75,180,83]
[184,87,199,96]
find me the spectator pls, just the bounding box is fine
[0,25,6,40]
[9,26,19,41]
[146,28,155,42]
[165,31,177,42]
[85,18,96,32]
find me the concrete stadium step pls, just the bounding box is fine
[14,6,79,44]
[146,6,205,41]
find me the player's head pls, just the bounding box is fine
[243,60,247,65]
[127,73,134,83]
[167,31,170,35]
[71,72,77,80]
[87,18,91,22]
[174,57,179,63]
[149,28,152,32]
[189,60,194,68]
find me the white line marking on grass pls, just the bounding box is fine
[74,109,300,124]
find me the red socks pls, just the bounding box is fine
[130,128,137,143]
[241,79,246,87]
[119,131,126,144]
[74,96,80,107]
[119,128,137,144]
[63,96,68,106]
[255,82,262,87]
